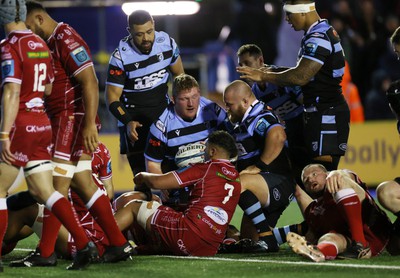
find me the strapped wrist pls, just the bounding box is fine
[109,101,132,125]
[0,132,10,141]
[255,159,269,172]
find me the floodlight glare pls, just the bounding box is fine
[122,1,201,16]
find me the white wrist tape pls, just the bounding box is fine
[283,3,316,14]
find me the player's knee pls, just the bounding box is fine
[376,181,398,208]
[136,200,161,230]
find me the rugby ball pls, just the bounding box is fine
[175,142,206,168]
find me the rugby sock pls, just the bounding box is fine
[317,241,338,260]
[40,192,89,257]
[238,190,274,240]
[333,188,367,247]
[0,198,8,258]
[86,189,126,246]
[272,221,308,245]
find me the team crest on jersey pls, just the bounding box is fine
[1,60,14,79]
[157,53,164,61]
[156,120,165,133]
[156,37,165,43]
[70,46,90,66]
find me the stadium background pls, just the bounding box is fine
[3,0,400,192]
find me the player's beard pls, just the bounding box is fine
[138,40,153,54]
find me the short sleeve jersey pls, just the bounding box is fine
[106,31,180,126]
[299,20,345,106]
[172,160,241,245]
[45,23,94,116]
[230,100,292,174]
[1,30,54,117]
[144,97,227,170]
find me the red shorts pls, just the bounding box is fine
[50,113,85,161]
[150,206,218,256]
[9,112,52,167]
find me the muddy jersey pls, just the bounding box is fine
[106,31,180,127]
[44,22,93,116]
[169,160,241,248]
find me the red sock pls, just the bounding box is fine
[0,198,8,258]
[317,241,338,260]
[334,188,367,247]
[87,190,126,246]
[41,192,89,255]
[38,208,61,257]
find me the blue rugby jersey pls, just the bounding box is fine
[106,31,180,127]
[231,100,292,174]
[252,83,303,121]
[144,97,227,171]
[298,19,345,106]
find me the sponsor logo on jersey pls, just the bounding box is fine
[68,42,80,50]
[109,69,124,76]
[175,129,181,136]
[305,42,318,56]
[157,53,164,61]
[10,36,18,44]
[312,141,318,152]
[1,60,14,79]
[27,51,49,59]
[70,46,90,66]
[204,206,228,225]
[25,97,44,108]
[255,118,270,136]
[149,138,161,147]
[107,160,112,174]
[27,40,45,50]
[339,143,347,152]
[201,217,222,235]
[134,62,139,68]
[133,69,167,90]
[64,38,75,45]
[156,37,165,43]
[57,33,64,40]
[113,49,122,60]
[221,167,236,177]
[155,120,165,132]
[14,152,28,163]
[272,188,281,201]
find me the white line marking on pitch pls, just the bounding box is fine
[157,255,400,270]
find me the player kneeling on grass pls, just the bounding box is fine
[114,130,241,256]
[287,164,393,262]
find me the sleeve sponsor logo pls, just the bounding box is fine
[109,69,124,76]
[304,42,318,56]
[1,60,14,79]
[112,49,121,60]
[255,118,270,136]
[149,138,161,147]
[155,120,165,132]
[70,46,90,66]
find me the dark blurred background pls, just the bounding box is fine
[2,0,400,132]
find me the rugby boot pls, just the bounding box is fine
[338,241,371,260]
[66,241,99,270]
[9,248,57,267]
[287,232,325,262]
[102,241,135,263]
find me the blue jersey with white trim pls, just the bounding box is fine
[299,19,345,106]
[144,97,227,171]
[252,83,303,121]
[232,100,292,174]
[106,31,180,120]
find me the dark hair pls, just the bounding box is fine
[172,74,199,96]
[127,10,153,28]
[26,0,46,13]
[390,27,400,45]
[208,130,238,159]
[237,44,263,58]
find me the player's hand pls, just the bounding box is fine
[0,139,15,165]
[325,171,344,194]
[237,66,265,82]
[82,122,99,153]
[127,121,143,142]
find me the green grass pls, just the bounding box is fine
[2,201,400,277]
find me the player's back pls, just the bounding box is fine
[1,30,53,114]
